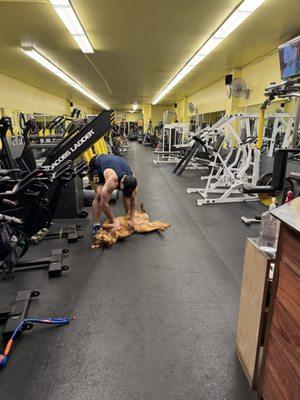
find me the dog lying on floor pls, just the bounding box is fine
[91,203,170,248]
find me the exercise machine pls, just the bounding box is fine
[187,135,260,205]
[241,77,300,223]
[153,123,189,164]
[0,290,40,340]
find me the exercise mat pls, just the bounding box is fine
[91,203,170,248]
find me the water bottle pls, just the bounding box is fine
[258,198,280,253]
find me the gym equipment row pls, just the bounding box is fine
[173,112,296,175]
[172,78,300,207]
[0,109,134,367]
[0,110,113,279]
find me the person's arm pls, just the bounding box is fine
[123,195,130,215]
[99,187,114,222]
[128,190,137,228]
[100,173,119,227]
[129,190,137,220]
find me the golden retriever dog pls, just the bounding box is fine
[91,203,170,248]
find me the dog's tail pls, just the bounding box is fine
[140,202,146,213]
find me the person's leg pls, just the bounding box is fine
[92,185,103,234]
[92,185,103,223]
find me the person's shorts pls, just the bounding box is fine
[88,156,104,190]
[88,172,104,190]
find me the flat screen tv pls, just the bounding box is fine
[279,35,300,79]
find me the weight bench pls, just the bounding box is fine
[241,149,298,225]
[243,150,290,196]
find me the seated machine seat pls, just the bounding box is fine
[289,171,300,181]
[243,185,274,194]
[0,169,20,176]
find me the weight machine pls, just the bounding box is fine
[187,135,260,205]
[263,113,295,157]
[42,111,111,170]
[173,114,244,176]
[153,123,189,164]
[142,120,154,146]
[162,111,178,124]
[241,78,300,224]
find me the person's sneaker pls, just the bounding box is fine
[92,224,101,235]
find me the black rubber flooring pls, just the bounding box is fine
[0,143,264,400]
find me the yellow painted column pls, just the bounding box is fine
[66,100,71,115]
[176,99,184,123]
[182,96,189,123]
[225,69,242,115]
[177,96,191,123]
[142,104,152,131]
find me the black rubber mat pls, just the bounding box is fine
[0,143,262,399]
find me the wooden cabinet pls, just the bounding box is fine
[259,199,300,400]
[236,238,273,389]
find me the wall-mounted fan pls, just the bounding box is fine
[231,78,249,99]
[188,102,198,114]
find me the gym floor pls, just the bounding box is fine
[0,143,264,400]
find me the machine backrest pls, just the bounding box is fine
[271,150,289,190]
[213,134,225,153]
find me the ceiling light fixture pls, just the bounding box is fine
[152,0,267,105]
[49,0,94,53]
[22,47,109,109]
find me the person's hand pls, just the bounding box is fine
[128,219,135,230]
[113,220,122,232]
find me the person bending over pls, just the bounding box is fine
[88,154,137,235]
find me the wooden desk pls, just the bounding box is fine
[259,198,300,400]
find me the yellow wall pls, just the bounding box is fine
[181,51,296,117]
[143,52,296,127]
[141,104,177,129]
[0,71,98,118]
[239,53,280,108]
[188,79,227,116]
[141,52,288,126]
[115,111,143,123]
[151,105,175,127]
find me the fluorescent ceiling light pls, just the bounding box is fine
[152,0,267,105]
[213,12,249,39]
[73,35,93,53]
[197,37,223,55]
[22,47,109,110]
[239,0,266,12]
[187,54,206,67]
[49,0,94,53]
